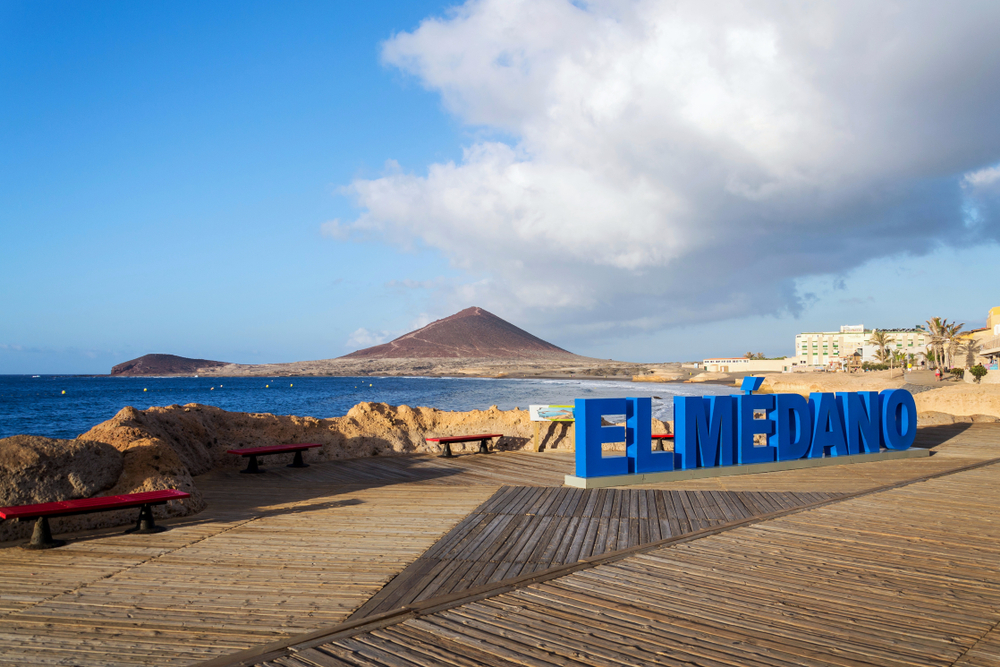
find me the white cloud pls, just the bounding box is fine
[320,219,350,240]
[338,0,1000,341]
[964,165,1000,189]
[408,312,434,330]
[345,328,391,349]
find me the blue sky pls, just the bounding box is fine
[2,1,999,374]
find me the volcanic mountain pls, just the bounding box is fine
[110,354,228,376]
[341,307,577,360]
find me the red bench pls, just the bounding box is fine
[425,433,502,458]
[652,433,674,451]
[0,489,191,550]
[226,443,322,474]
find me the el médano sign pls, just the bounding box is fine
[564,377,928,489]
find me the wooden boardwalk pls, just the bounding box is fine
[351,487,844,620]
[211,456,1000,667]
[0,423,997,666]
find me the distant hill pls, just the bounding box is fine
[110,354,228,376]
[341,307,577,360]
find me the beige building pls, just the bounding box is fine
[702,358,792,373]
[794,325,929,368]
[974,307,1000,368]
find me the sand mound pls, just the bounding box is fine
[914,384,1000,420]
[759,372,908,395]
[0,435,122,507]
[0,399,671,545]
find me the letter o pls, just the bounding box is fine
[880,390,917,451]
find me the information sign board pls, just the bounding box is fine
[529,405,575,422]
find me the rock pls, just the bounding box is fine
[0,435,123,542]
[633,372,684,382]
[687,372,729,383]
[917,411,956,426]
[0,435,122,506]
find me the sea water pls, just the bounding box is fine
[0,374,739,440]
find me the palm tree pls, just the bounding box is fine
[869,330,891,366]
[925,317,951,370]
[963,338,982,368]
[890,349,907,378]
[945,321,966,368]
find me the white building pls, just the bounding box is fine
[794,325,929,368]
[702,358,792,373]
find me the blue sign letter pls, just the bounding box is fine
[809,393,850,458]
[626,397,674,473]
[769,393,812,461]
[838,391,880,454]
[574,398,629,477]
[737,394,776,464]
[880,389,916,451]
[674,396,736,470]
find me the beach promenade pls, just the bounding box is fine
[0,424,998,666]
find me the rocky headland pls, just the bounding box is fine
[111,353,228,376]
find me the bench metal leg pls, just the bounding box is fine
[287,450,309,468]
[24,517,65,550]
[653,440,663,451]
[126,504,167,534]
[439,442,453,458]
[478,439,492,454]
[241,454,265,474]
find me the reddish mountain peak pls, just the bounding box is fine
[341,307,577,360]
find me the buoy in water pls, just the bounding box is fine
[266,384,269,388]
[144,388,147,392]
[290,383,293,387]
[61,390,66,395]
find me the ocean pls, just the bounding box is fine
[0,374,739,440]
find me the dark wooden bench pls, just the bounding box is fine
[0,489,191,550]
[425,433,502,458]
[652,433,674,451]
[226,443,322,474]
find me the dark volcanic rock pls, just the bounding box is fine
[111,354,227,376]
[341,307,578,360]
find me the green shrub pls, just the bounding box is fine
[950,368,965,379]
[861,362,889,371]
[970,364,988,383]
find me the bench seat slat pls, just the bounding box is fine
[651,433,674,439]
[226,443,322,456]
[424,434,503,444]
[0,490,190,520]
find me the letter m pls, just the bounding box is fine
[674,396,735,470]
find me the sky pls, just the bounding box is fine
[2,0,999,374]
